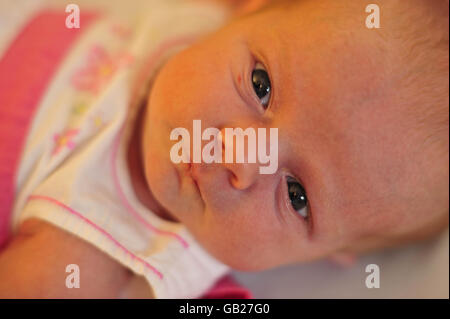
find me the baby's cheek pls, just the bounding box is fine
[196,206,295,271]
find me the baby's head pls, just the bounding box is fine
[141,0,449,270]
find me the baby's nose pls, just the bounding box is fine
[224,161,260,190]
[219,128,260,190]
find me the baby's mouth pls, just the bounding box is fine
[188,163,203,199]
[189,163,198,184]
[179,156,205,203]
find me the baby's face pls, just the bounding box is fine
[142,1,448,270]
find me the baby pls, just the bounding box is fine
[139,0,449,266]
[0,0,448,298]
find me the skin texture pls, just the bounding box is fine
[140,0,449,271]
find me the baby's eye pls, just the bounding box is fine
[251,62,271,109]
[287,176,309,219]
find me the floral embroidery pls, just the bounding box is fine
[71,101,89,116]
[52,129,79,155]
[93,116,103,128]
[110,24,132,39]
[60,41,132,157]
[71,45,133,94]
[91,113,107,129]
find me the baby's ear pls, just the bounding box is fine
[328,252,357,268]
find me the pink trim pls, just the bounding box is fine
[200,275,253,299]
[0,10,97,249]
[110,35,201,249]
[27,195,163,279]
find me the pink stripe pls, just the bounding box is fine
[27,195,163,279]
[111,35,201,249]
[0,11,97,249]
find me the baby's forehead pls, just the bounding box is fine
[240,0,388,78]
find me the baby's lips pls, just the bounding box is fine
[189,162,200,182]
[188,162,206,203]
